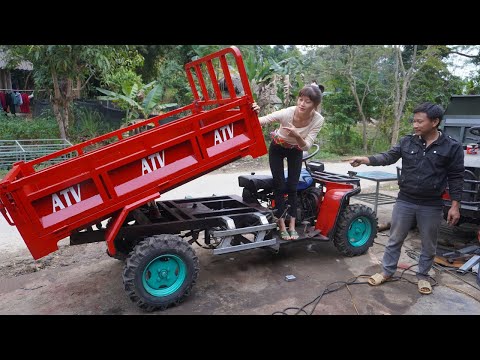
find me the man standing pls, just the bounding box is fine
[350,102,464,294]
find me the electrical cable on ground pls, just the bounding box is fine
[272,276,369,315]
[345,283,359,315]
[442,283,480,302]
[274,230,480,314]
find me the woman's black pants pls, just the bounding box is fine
[268,142,303,218]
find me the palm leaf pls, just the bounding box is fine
[142,83,164,115]
[96,87,140,110]
[129,83,139,98]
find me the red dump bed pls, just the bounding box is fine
[0,46,267,259]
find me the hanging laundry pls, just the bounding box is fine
[12,91,22,114]
[6,92,15,115]
[0,92,6,112]
[14,91,23,106]
[20,93,30,113]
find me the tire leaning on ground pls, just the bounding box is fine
[123,234,199,312]
[333,204,378,257]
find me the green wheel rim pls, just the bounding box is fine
[347,216,372,247]
[142,254,187,297]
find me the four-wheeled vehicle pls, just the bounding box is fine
[238,144,377,257]
[0,47,377,312]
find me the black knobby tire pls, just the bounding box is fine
[302,187,322,220]
[123,234,199,312]
[439,219,478,242]
[333,204,377,257]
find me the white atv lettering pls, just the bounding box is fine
[214,124,234,145]
[52,184,82,212]
[141,158,152,174]
[142,150,165,175]
[52,194,65,212]
[70,184,82,203]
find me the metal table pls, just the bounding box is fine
[350,171,398,214]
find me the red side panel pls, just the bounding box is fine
[315,183,354,236]
[0,46,267,259]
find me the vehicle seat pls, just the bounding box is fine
[238,175,274,193]
[238,168,314,193]
[306,161,324,173]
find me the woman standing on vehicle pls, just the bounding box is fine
[252,84,324,240]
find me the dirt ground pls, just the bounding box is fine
[1,158,479,315]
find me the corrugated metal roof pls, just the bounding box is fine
[0,50,33,71]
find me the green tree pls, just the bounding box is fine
[385,45,444,145]
[320,45,387,152]
[134,45,196,83]
[5,45,124,139]
[96,81,176,124]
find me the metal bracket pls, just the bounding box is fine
[457,255,480,274]
[212,213,278,255]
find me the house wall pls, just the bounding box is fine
[0,69,12,90]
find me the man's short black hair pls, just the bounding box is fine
[413,102,444,122]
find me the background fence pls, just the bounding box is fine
[0,139,73,170]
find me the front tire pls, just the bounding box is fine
[333,204,377,257]
[123,234,199,312]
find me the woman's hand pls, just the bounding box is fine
[282,126,300,139]
[252,102,260,114]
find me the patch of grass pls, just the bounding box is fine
[0,116,59,139]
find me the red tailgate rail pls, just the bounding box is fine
[0,46,267,260]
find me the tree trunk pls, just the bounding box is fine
[51,101,67,139]
[74,77,81,99]
[391,48,401,147]
[64,78,73,135]
[391,46,419,146]
[350,82,368,152]
[51,68,73,139]
[283,74,290,106]
[345,46,372,153]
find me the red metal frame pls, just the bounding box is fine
[0,46,267,260]
[315,182,356,236]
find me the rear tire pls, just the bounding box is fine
[333,204,377,257]
[123,234,199,312]
[299,187,322,224]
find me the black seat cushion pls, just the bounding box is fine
[306,161,324,173]
[238,175,274,193]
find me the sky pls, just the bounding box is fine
[447,46,479,78]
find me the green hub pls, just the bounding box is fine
[142,254,187,297]
[347,216,372,247]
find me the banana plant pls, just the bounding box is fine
[97,80,177,124]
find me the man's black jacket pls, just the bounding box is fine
[367,132,464,206]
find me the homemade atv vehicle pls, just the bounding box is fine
[238,144,377,257]
[0,47,377,312]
